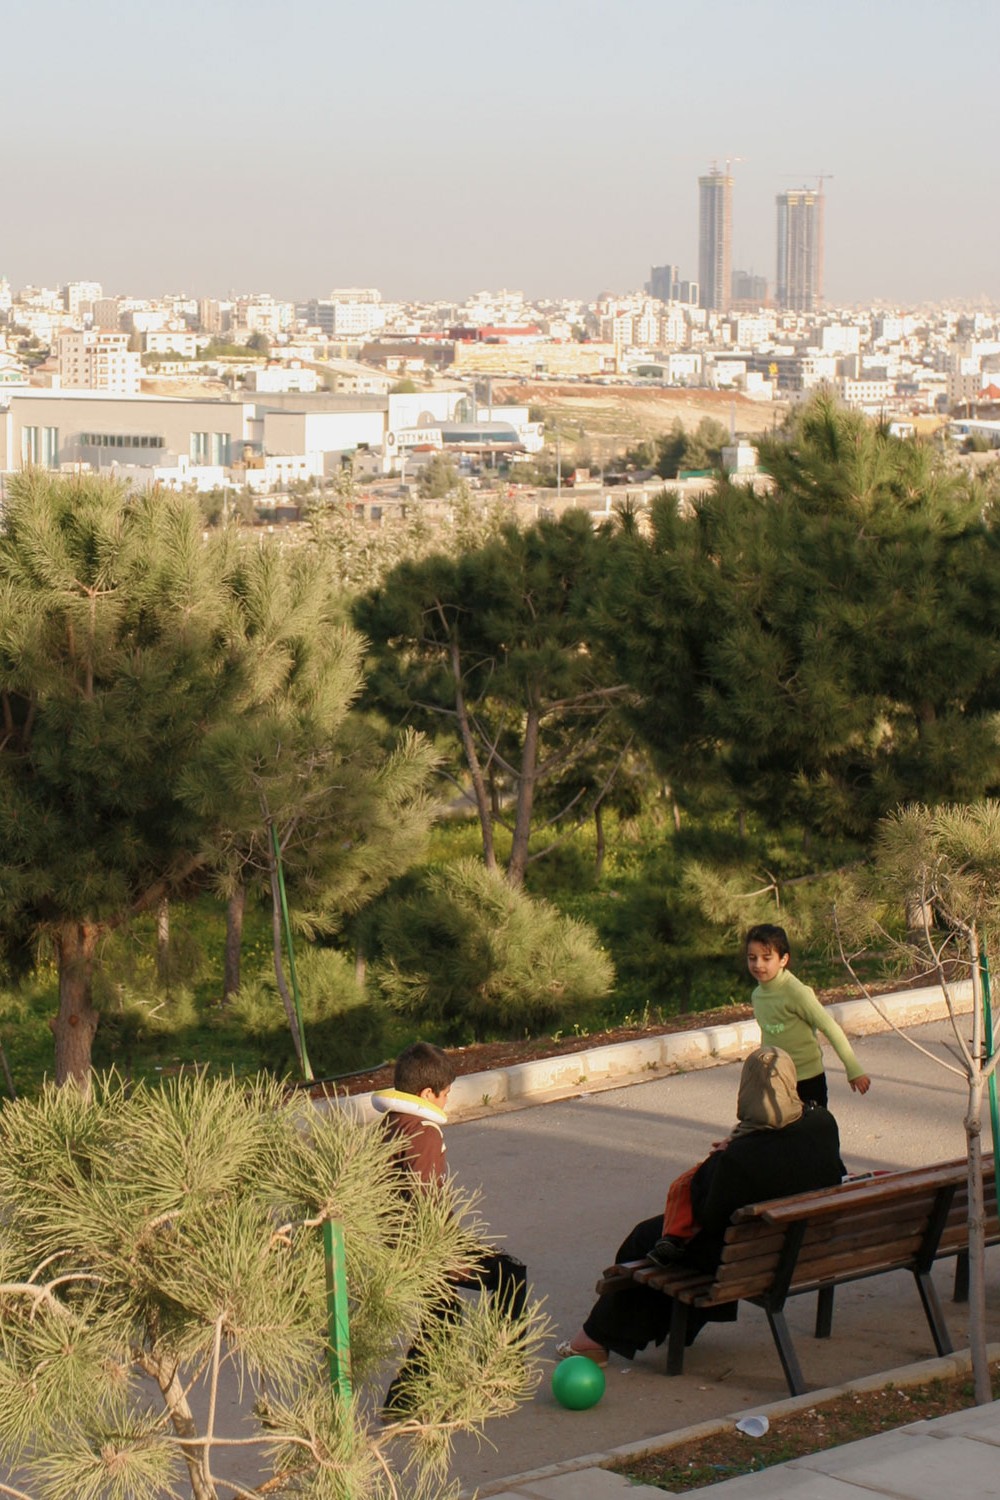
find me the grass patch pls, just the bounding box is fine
[608,1364,1000,1491]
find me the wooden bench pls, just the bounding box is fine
[595,1159,1000,1396]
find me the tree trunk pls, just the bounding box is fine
[223,883,246,1002]
[140,1352,217,1500]
[449,635,497,870]
[966,933,992,1403]
[965,1075,991,1403]
[507,707,540,887]
[594,802,606,879]
[156,897,170,983]
[51,920,101,1090]
[269,858,306,1076]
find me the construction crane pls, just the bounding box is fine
[709,156,745,176]
[782,173,834,193]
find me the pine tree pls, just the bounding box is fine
[357,512,629,884]
[0,474,253,1087]
[604,398,1000,838]
[0,1071,547,1498]
[182,543,437,1074]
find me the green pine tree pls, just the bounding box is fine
[0,473,254,1087]
[0,1070,547,1498]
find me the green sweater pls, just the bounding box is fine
[751,969,864,1083]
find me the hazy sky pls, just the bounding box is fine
[2,0,997,308]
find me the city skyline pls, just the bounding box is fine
[1,0,998,306]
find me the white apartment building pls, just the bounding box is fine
[732,315,774,347]
[233,295,294,338]
[144,329,198,359]
[660,305,689,346]
[308,291,386,339]
[57,330,142,395]
[62,281,103,318]
[838,376,894,410]
[818,324,861,356]
[10,307,61,342]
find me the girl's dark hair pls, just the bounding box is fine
[394,1041,456,1097]
[745,923,791,959]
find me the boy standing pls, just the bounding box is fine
[746,924,871,1108]
[371,1041,527,1416]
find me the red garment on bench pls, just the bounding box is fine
[662,1162,702,1239]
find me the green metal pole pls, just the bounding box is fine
[270,823,313,1082]
[978,951,1000,1220]
[323,1219,352,1404]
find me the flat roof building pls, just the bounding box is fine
[776,188,825,313]
[698,170,733,313]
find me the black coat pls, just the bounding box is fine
[582,1103,844,1360]
[685,1104,845,1270]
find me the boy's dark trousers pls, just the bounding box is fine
[383,1250,527,1416]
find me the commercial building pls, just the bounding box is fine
[776,188,824,312]
[698,170,733,312]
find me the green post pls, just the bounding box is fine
[270,823,313,1082]
[979,951,1000,1220]
[323,1218,352,1404]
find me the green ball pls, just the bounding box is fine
[551,1354,606,1410]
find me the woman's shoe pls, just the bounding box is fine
[555,1338,608,1367]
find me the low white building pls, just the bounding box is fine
[246,363,320,394]
[242,453,325,489]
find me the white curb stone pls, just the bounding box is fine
[320,980,973,1123]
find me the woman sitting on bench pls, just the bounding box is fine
[557,1045,845,1366]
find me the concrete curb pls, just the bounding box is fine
[324,980,973,1124]
[468,1341,1000,1499]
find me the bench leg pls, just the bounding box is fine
[953,1250,969,1304]
[914,1269,953,1357]
[666,1299,689,1377]
[815,1284,834,1339]
[765,1306,808,1396]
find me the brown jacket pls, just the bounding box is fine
[381,1109,447,1191]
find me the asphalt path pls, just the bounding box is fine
[444,1016,1000,1494]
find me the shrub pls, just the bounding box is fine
[371,858,614,1041]
[230,945,386,1078]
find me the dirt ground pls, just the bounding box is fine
[497,381,785,468]
[610,1363,1000,1492]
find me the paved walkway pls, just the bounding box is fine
[351,983,999,1497]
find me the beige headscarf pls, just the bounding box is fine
[731,1046,803,1137]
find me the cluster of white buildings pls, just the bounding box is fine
[0,271,998,491]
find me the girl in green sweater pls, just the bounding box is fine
[746,923,871,1108]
